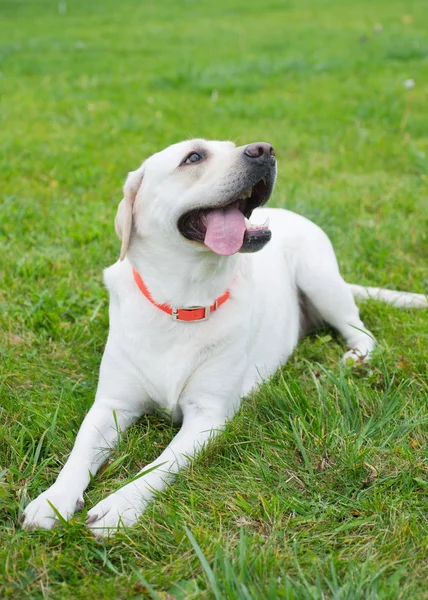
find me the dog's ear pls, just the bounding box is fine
[115,165,145,261]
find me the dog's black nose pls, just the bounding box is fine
[244,142,275,161]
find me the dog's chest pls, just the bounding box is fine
[137,330,203,409]
[112,298,237,414]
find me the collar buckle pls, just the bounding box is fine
[171,305,212,322]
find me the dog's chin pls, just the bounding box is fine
[239,228,272,253]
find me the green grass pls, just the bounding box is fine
[1,0,427,597]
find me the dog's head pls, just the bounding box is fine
[115,139,277,260]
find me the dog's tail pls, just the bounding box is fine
[349,284,427,309]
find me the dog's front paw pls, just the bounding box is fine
[86,486,148,537]
[342,347,371,366]
[21,485,84,531]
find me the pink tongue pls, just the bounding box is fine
[204,207,246,256]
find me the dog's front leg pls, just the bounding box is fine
[85,404,229,536]
[20,400,141,530]
[21,345,146,530]
[85,357,244,536]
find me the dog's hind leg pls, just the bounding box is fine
[295,227,376,364]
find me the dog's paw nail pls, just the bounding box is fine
[18,514,25,524]
[75,498,85,511]
[86,514,98,525]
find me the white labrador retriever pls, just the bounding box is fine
[21,139,427,535]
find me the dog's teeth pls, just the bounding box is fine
[238,189,252,200]
[261,177,266,185]
[245,216,270,231]
[255,216,269,229]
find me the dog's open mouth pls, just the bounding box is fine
[178,176,273,256]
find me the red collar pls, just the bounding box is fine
[132,268,230,322]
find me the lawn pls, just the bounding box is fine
[1,0,427,597]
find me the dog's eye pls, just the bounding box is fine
[184,152,202,165]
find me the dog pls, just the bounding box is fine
[21,139,427,535]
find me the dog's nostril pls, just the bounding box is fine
[244,142,275,160]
